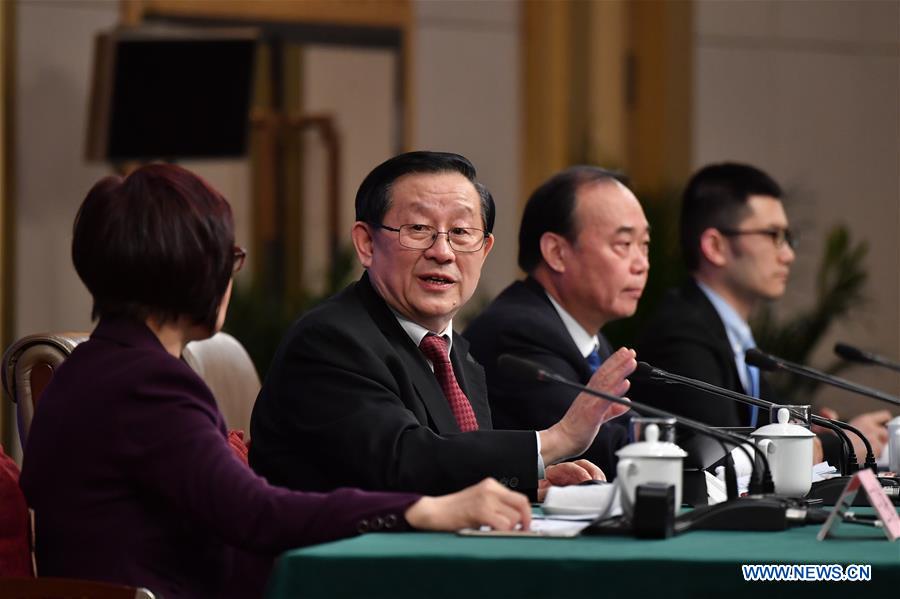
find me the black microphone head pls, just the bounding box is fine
[497,354,547,382]
[634,361,657,379]
[745,348,778,372]
[834,342,870,363]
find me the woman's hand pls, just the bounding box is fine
[405,478,531,532]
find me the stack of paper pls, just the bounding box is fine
[542,482,621,519]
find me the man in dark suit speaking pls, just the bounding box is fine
[464,167,650,478]
[249,152,636,499]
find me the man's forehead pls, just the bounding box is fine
[741,195,787,223]
[388,172,480,214]
[393,171,477,194]
[575,179,649,231]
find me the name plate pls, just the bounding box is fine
[817,469,900,541]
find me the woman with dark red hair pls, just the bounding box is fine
[20,164,529,598]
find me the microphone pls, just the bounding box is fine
[633,359,898,506]
[497,354,772,496]
[745,348,889,471]
[635,361,858,475]
[746,348,900,408]
[497,355,813,532]
[835,342,900,374]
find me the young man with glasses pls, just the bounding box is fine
[249,151,636,499]
[630,162,888,464]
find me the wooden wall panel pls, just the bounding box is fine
[522,0,692,196]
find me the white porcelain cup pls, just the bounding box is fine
[615,424,686,518]
[751,408,814,497]
[887,416,900,472]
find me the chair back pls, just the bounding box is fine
[183,332,261,435]
[1,333,88,447]
[2,331,260,446]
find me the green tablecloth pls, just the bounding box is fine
[266,516,900,599]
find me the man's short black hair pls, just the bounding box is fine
[72,163,235,330]
[354,150,495,233]
[518,166,628,273]
[680,162,783,271]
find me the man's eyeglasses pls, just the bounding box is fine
[372,223,489,253]
[718,228,797,250]
[233,246,247,273]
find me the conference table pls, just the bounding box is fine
[265,510,900,598]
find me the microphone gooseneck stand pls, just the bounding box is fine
[497,355,806,532]
[633,362,858,476]
[745,348,900,506]
[746,348,881,471]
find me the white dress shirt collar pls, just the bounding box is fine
[696,279,756,393]
[545,292,599,358]
[392,310,453,354]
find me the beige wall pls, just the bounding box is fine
[299,45,396,294]
[9,0,120,458]
[692,0,900,416]
[413,0,521,316]
[1,1,8,345]
[1,0,12,450]
[14,0,119,340]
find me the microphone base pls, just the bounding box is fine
[584,494,805,536]
[808,477,900,506]
[674,495,796,532]
[583,484,676,539]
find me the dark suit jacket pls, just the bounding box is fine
[20,318,418,599]
[249,273,538,497]
[630,279,774,427]
[463,277,629,477]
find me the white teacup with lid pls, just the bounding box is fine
[615,423,687,518]
[750,407,815,497]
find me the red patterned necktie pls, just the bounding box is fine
[419,334,479,432]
